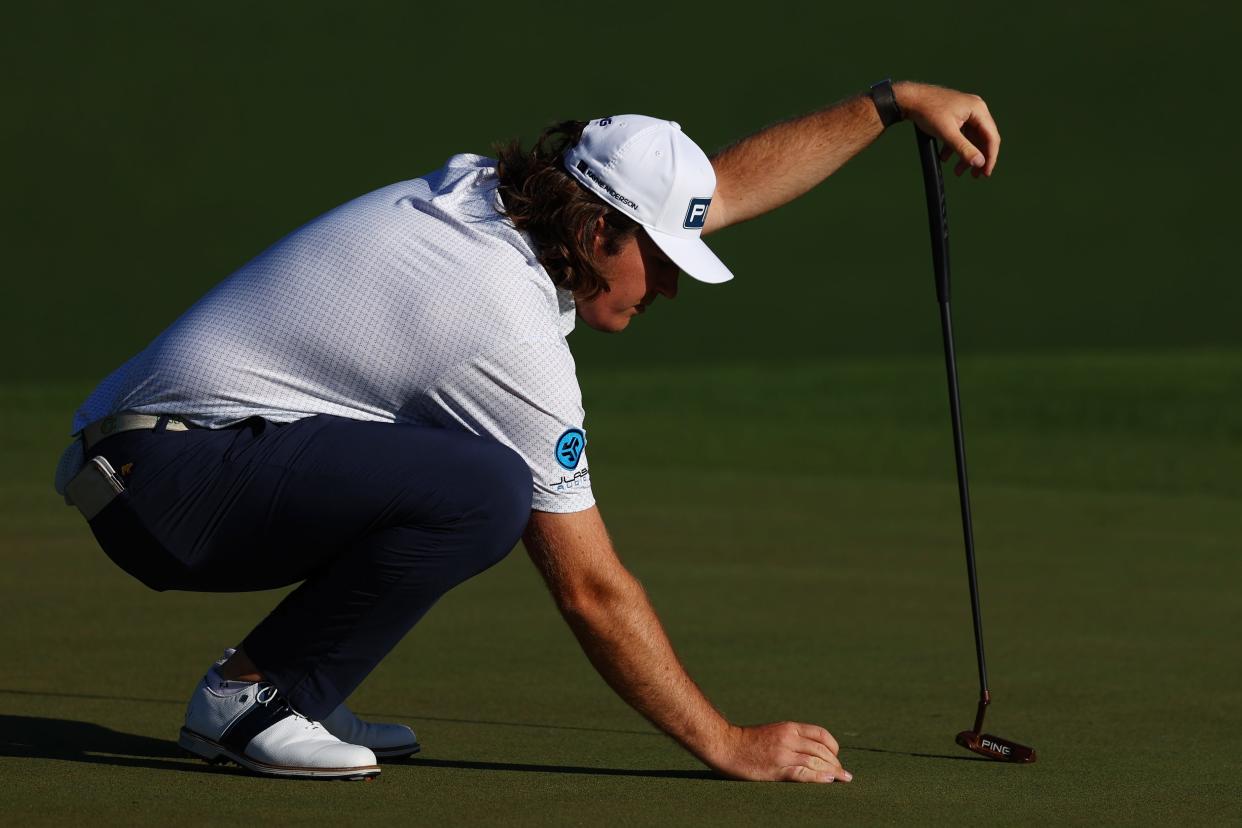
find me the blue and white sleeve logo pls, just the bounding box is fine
[683,197,711,229]
[555,428,586,470]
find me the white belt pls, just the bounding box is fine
[81,413,192,451]
[54,413,195,503]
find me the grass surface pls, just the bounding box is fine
[4,351,1240,823]
[3,0,1239,821]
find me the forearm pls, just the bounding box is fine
[707,91,884,232]
[706,81,1001,233]
[524,507,849,783]
[557,568,728,761]
[523,508,729,764]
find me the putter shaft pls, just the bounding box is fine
[938,299,990,709]
[914,125,991,725]
[915,125,1035,765]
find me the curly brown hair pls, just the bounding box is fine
[494,120,638,299]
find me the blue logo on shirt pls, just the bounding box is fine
[683,197,711,229]
[555,428,586,470]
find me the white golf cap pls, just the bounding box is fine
[563,115,734,284]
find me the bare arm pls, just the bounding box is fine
[523,506,851,783]
[704,81,1002,234]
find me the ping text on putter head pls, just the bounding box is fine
[957,730,1037,764]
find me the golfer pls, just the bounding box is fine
[55,81,1000,782]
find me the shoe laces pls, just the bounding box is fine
[255,683,324,734]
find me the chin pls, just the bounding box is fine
[580,313,632,334]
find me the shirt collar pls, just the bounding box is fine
[556,287,576,337]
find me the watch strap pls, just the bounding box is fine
[869,79,904,129]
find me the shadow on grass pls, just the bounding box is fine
[0,687,985,768]
[0,714,711,781]
[0,714,246,776]
[0,687,659,737]
[400,756,719,780]
[365,708,660,738]
[847,745,989,762]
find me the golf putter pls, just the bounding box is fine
[914,126,1036,765]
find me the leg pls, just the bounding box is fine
[94,416,531,777]
[89,415,531,718]
[218,648,263,682]
[240,424,533,718]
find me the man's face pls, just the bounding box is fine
[576,228,680,333]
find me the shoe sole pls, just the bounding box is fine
[179,728,381,780]
[374,742,421,760]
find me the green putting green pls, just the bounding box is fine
[4,0,1240,821]
[3,351,1239,822]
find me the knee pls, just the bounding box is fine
[428,437,531,561]
[377,438,532,588]
[402,434,532,573]
[472,441,532,550]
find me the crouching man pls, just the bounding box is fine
[56,81,999,781]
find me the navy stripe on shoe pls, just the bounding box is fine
[219,689,298,754]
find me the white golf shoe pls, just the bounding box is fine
[322,704,420,759]
[211,648,419,760]
[179,668,379,780]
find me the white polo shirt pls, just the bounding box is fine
[67,155,594,513]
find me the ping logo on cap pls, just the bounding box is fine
[683,198,711,230]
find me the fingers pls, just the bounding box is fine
[797,723,840,755]
[781,764,839,784]
[779,755,853,783]
[951,133,985,175]
[792,724,852,782]
[939,132,982,177]
[796,737,842,769]
[800,752,852,782]
[966,105,1002,177]
[919,89,1001,179]
[798,741,852,782]
[719,721,854,784]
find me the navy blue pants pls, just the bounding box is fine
[86,414,532,720]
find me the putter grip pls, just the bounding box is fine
[915,126,951,304]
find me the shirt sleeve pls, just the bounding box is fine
[421,338,594,513]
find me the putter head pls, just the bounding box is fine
[956,730,1037,764]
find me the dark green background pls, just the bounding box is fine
[3,2,1239,824]
[3,2,1238,381]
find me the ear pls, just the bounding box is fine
[591,216,608,258]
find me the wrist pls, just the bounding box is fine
[869,78,904,128]
[682,715,736,767]
[891,80,919,117]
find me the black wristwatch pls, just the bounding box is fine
[869,79,904,129]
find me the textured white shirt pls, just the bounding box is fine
[67,154,594,513]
